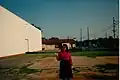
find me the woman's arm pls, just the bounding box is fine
[55,52,61,61]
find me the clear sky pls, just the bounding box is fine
[0,0,119,40]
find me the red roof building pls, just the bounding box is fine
[42,39,75,45]
[42,39,76,50]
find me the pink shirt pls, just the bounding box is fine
[58,51,72,65]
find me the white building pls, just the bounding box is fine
[0,5,42,57]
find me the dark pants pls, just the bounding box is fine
[59,60,73,80]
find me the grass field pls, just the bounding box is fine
[71,51,118,57]
[26,51,118,57]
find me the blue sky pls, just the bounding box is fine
[0,0,119,40]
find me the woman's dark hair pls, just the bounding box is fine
[62,44,69,52]
[58,43,62,50]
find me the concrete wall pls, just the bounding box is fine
[0,6,42,57]
[62,43,76,49]
[73,44,76,48]
[62,43,71,49]
[42,44,56,50]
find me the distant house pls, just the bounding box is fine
[42,39,76,50]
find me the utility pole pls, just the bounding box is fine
[94,36,96,40]
[87,27,90,49]
[67,36,69,41]
[80,28,82,41]
[105,32,107,38]
[117,23,119,38]
[113,17,116,38]
[87,27,89,40]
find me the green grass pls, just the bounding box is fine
[1,51,118,61]
[19,66,42,74]
[71,51,118,57]
[25,51,118,58]
[25,53,55,57]
[25,51,118,57]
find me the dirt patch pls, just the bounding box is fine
[0,56,118,80]
[96,56,119,64]
[0,54,44,68]
[27,56,118,80]
[29,56,111,69]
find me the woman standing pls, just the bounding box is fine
[56,44,73,80]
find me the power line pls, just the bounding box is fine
[89,25,113,39]
[81,17,118,40]
[90,25,112,36]
[101,25,113,32]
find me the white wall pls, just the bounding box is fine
[26,24,42,52]
[0,6,42,57]
[42,44,56,50]
[73,44,76,48]
[62,43,71,49]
